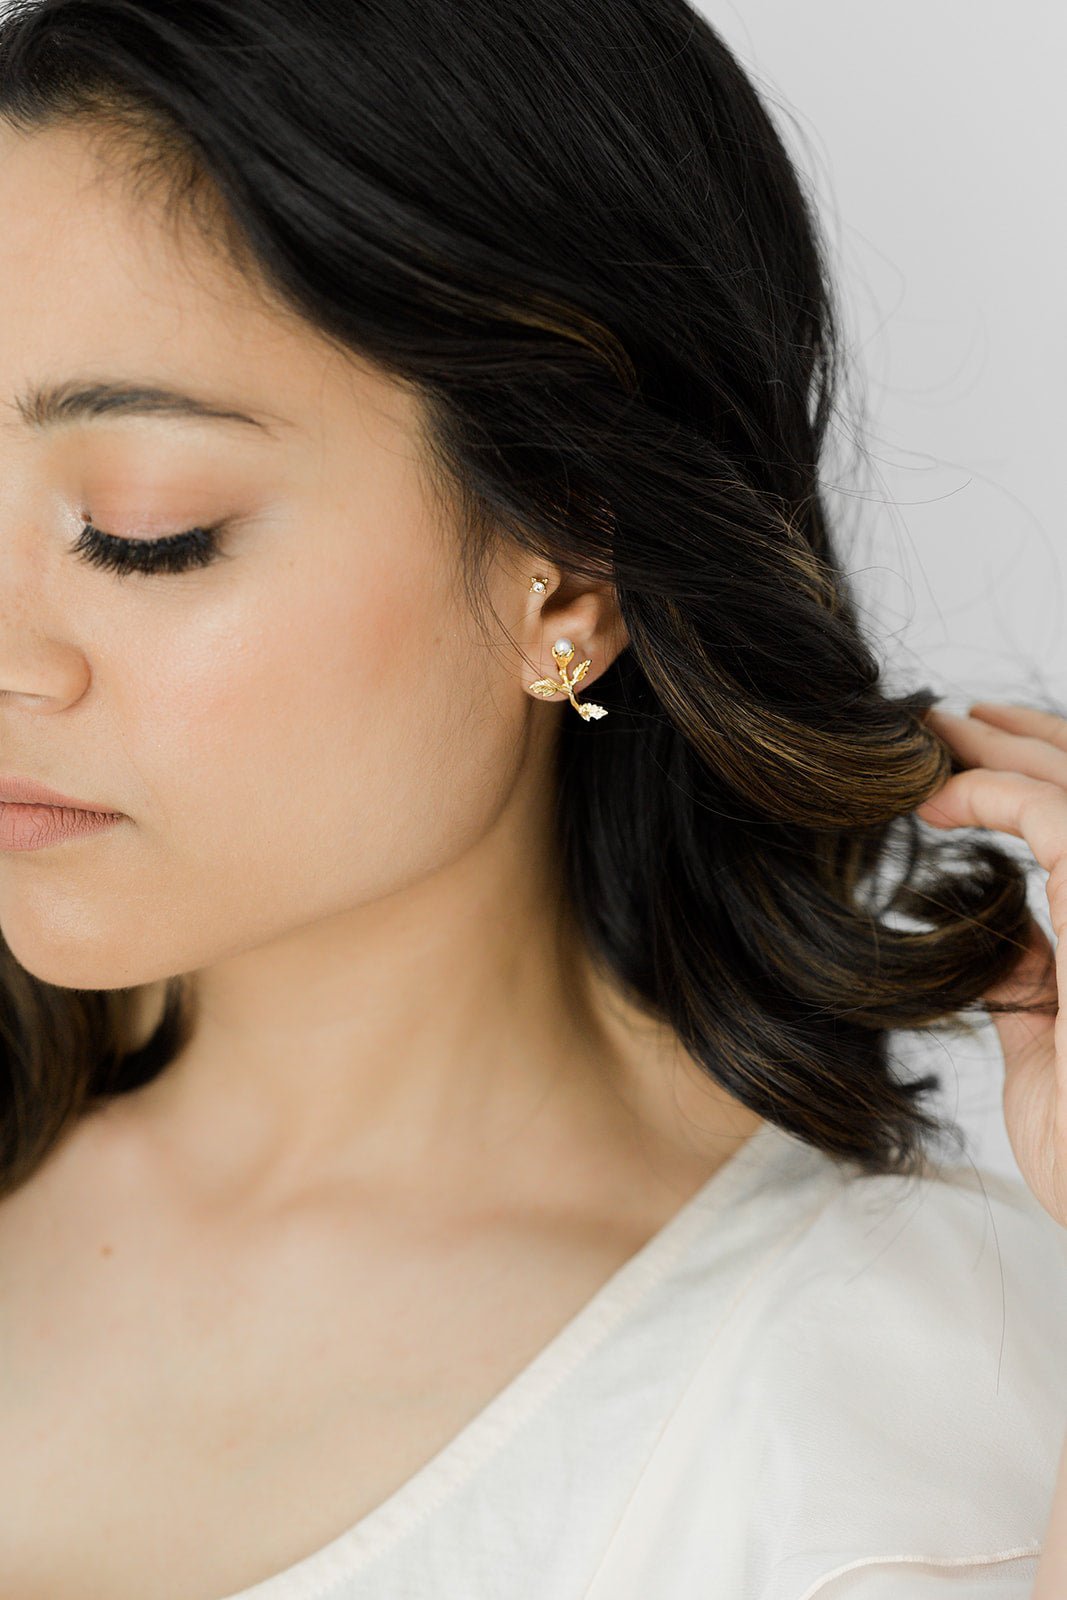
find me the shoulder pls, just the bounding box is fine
[740,1153,1067,1596]
[770,1151,1067,1409]
[549,1143,1067,1600]
[769,1148,1067,1350]
[578,1146,1067,1599]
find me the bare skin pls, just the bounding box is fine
[0,121,764,1597]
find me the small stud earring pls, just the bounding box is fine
[527,632,609,721]
[529,575,548,594]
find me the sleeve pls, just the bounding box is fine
[798,1550,1040,1596]
[576,1155,1067,1600]
[743,1164,1067,1600]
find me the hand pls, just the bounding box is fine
[917,703,1066,1228]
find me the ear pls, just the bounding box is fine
[522,567,629,699]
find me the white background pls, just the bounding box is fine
[704,2,1066,1180]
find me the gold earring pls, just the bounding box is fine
[527,578,608,720]
[528,639,608,720]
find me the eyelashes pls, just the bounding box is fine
[70,518,229,578]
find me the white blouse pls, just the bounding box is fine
[218,1117,1067,1599]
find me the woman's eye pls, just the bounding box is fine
[70,519,228,578]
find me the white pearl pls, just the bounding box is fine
[553,637,572,653]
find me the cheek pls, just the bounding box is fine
[0,452,534,993]
[112,543,526,953]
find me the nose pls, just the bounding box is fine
[0,653,92,713]
[0,497,94,710]
[0,689,53,708]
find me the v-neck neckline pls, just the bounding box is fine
[222,1117,798,1598]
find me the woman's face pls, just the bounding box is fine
[0,121,561,994]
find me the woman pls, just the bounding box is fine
[0,0,1064,1595]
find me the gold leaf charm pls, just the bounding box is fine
[530,641,609,720]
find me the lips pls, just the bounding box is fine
[0,802,123,851]
[0,774,120,812]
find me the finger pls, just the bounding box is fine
[917,771,1067,1134]
[914,770,1067,891]
[924,709,1067,788]
[916,768,1067,1010]
[967,702,1067,752]
[915,772,1067,1016]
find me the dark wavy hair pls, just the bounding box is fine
[0,0,1053,1202]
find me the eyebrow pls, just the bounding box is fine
[12,378,293,438]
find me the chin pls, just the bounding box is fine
[0,925,150,994]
